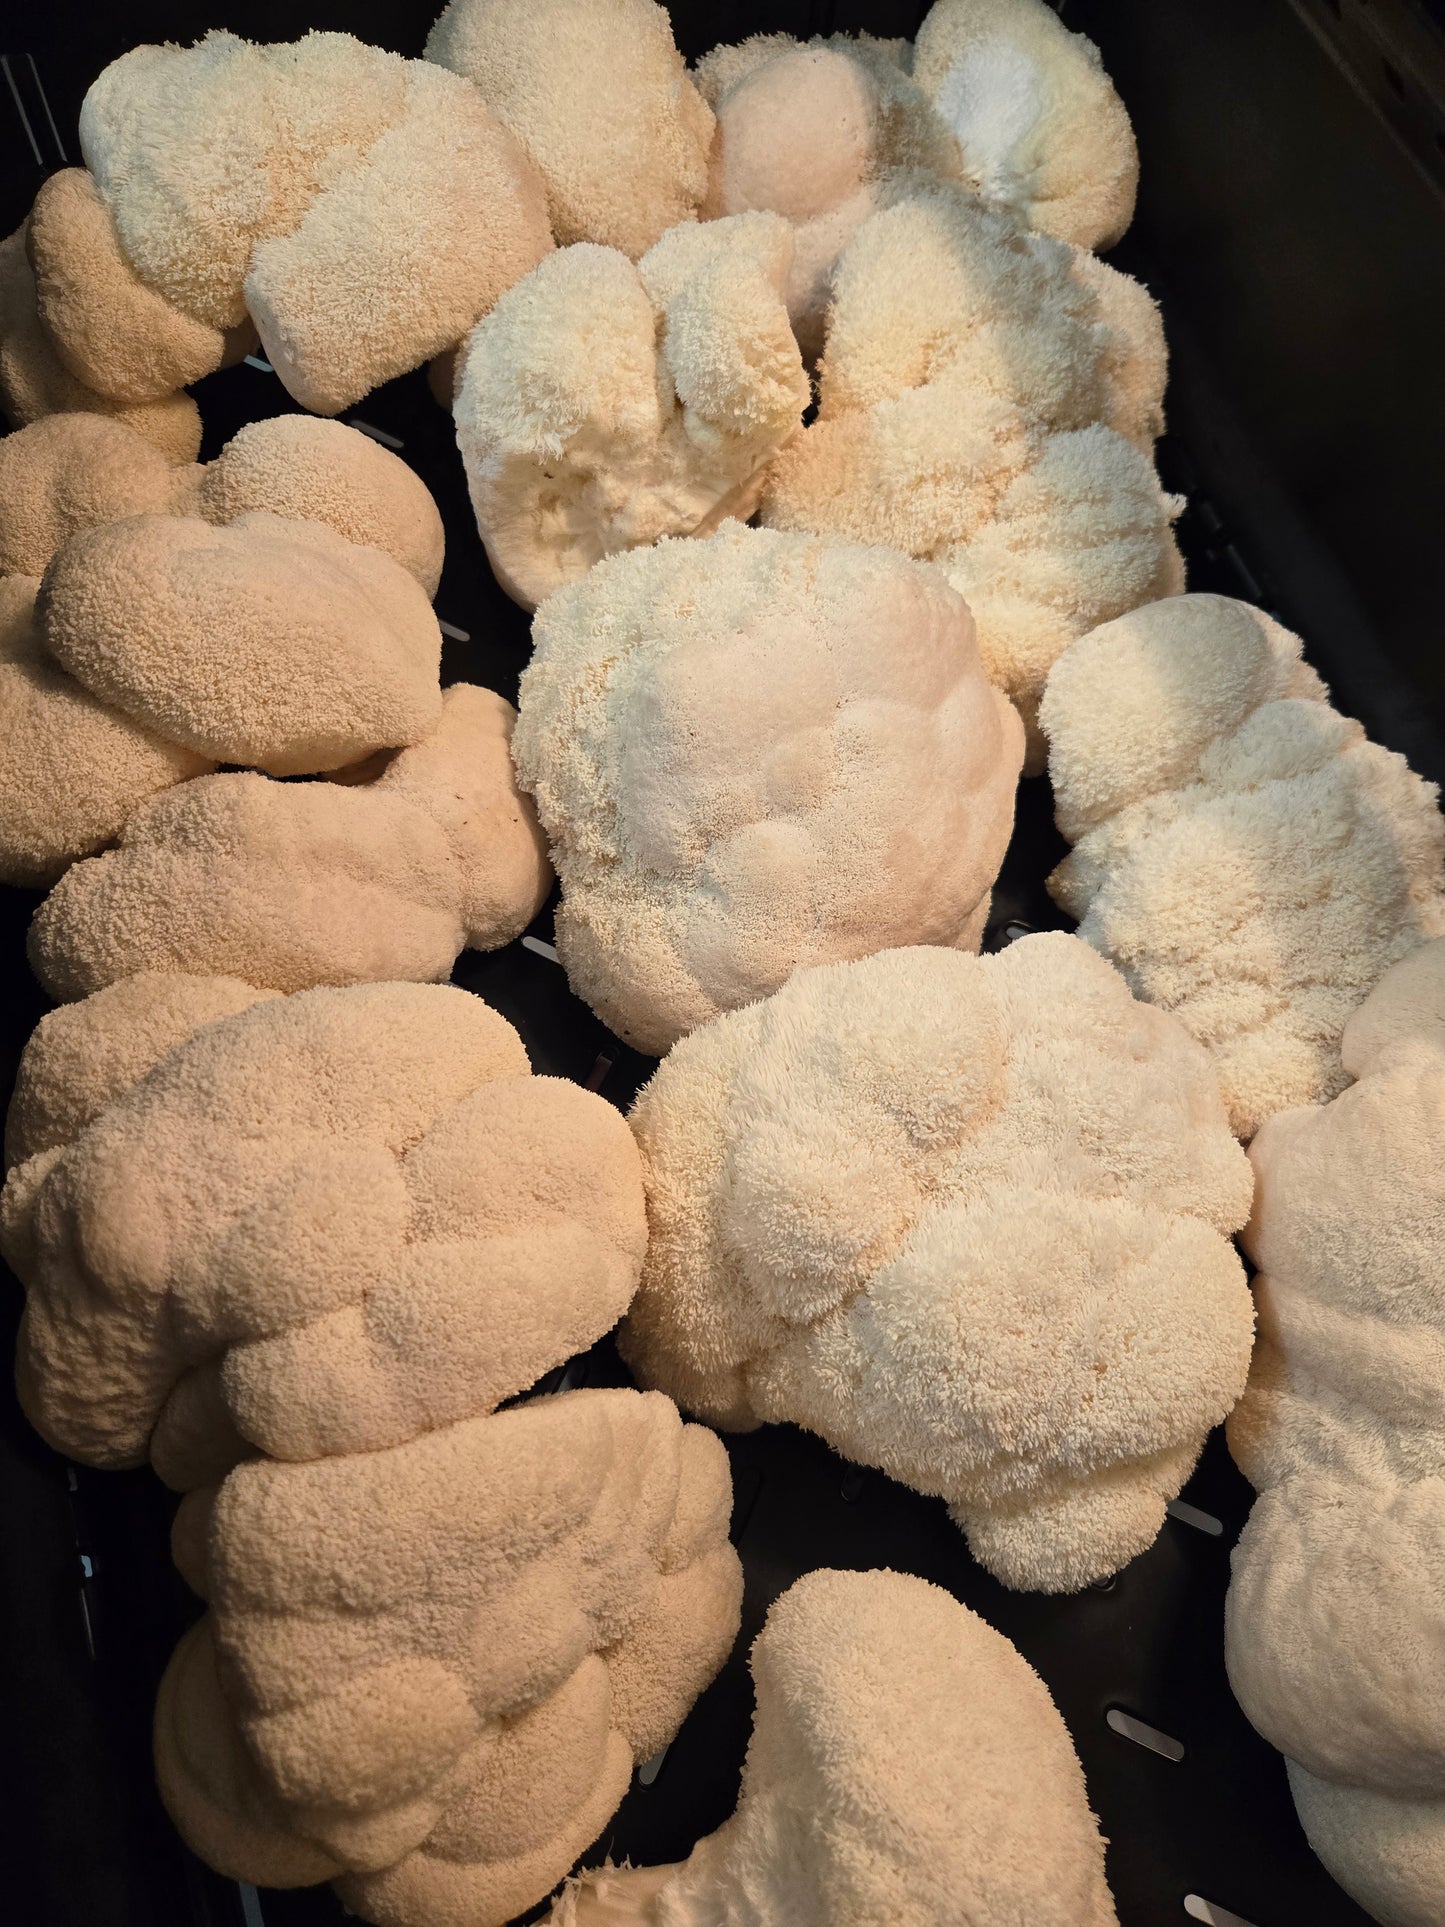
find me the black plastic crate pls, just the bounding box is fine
[3,6,1443,1926]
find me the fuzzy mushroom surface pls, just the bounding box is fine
[78,30,552,413]
[760,177,1178,761]
[0,413,462,888]
[159,1388,741,1927]
[27,684,549,1000]
[1,970,737,1927]
[454,215,808,609]
[911,0,1138,249]
[0,575,213,889]
[0,220,205,460]
[2,980,646,1482]
[1225,939,1445,1927]
[38,511,443,776]
[513,522,1024,1055]
[1043,593,1445,1137]
[551,1567,1117,1925]
[426,0,714,258]
[694,33,964,358]
[621,934,1255,1592]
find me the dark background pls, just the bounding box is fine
[2,4,1443,1926]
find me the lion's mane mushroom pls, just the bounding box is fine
[693,34,964,358]
[759,177,1178,763]
[3,971,279,1170]
[38,511,442,776]
[1,980,646,1482]
[0,410,446,590]
[454,215,809,608]
[512,522,1024,1056]
[77,30,552,414]
[27,168,246,403]
[0,414,184,579]
[621,935,1255,1593]
[0,220,206,461]
[189,415,446,594]
[1,975,742,1927]
[552,1568,1117,1926]
[1042,594,1445,1138]
[28,685,550,1000]
[1224,940,1445,1927]
[426,0,714,259]
[0,575,214,889]
[0,413,461,889]
[159,1389,740,1927]
[910,0,1139,250]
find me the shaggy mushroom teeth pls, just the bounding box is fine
[0,414,187,580]
[911,0,1139,250]
[426,0,714,258]
[454,214,809,609]
[0,224,203,461]
[512,522,1024,1055]
[1224,940,1445,1927]
[0,575,213,890]
[1,979,647,1484]
[552,1568,1117,1926]
[79,31,553,414]
[189,414,446,595]
[37,511,442,776]
[0,410,445,589]
[692,34,964,359]
[1042,594,1445,1138]
[27,168,251,404]
[760,177,1179,764]
[1,974,740,1927]
[157,1389,740,1927]
[621,935,1256,1593]
[0,413,455,888]
[3,971,278,1170]
[28,686,551,1000]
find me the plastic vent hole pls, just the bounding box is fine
[638,1744,670,1787]
[584,1053,616,1092]
[732,1469,766,1543]
[1091,1574,1117,1592]
[1383,59,1406,98]
[347,418,404,450]
[1185,1899,1258,1927]
[77,1588,96,1660]
[1106,1708,1185,1761]
[1166,1498,1225,1536]
[553,1357,588,1396]
[840,1468,867,1502]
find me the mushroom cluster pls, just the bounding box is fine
[0,411,450,886]
[4,977,741,1927]
[622,936,1255,1592]
[0,412,551,983]
[1042,594,1445,1137]
[551,1567,1118,1925]
[3,7,1442,1926]
[513,522,1024,1054]
[1225,941,1445,1927]
[49,30,548,418]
